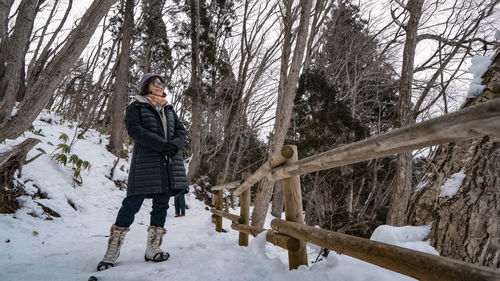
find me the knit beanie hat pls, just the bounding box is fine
[138,73,165,95]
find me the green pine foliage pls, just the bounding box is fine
[136,0,174,78]
[291,69,367,151]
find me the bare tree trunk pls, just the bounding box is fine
[109,0,134,157]
[0,0,118,142]
[143,46,152,74]
[187,0,202,183]
[304,172,320,226]
[252,0,313,228]
[386,0,424,226]
[231,126,249,179]
[271,0,326,221]
[0,0,37,131]
[27,0,73,86]
[92,50,120,125]
[71,75,87,121]
[302,0,332,71]
[81,25,116,128]
[271,180,284,218]
[26,0,60,81]
[95,91,112,125]
[53,78,75,114]
[347,181,353,215]
[0,0,15,44]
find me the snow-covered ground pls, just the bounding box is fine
[1,110,438,281]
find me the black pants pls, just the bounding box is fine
[114,191,172,228]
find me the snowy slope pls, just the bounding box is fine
[1,110,436,281]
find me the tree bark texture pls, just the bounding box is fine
[0,0,118,143]
[251,0,313,229]
[26,0,60,84]
[27,0,73,86]
[108,0,134,157]
[187,0,202,184]
[0,0,14,44]
[386,0,425,226]
[304,172,320,226]
[406,51,500,267]
[271,180,284,218]
[0,0,37,131]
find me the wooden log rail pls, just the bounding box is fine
[210,208,241,223]
[233,146,294,196]
[211,180,242,191]
[215,99,500,193]
[230,223,265,237]
[270,99,500,181]
[271,219,500,281]
[231,223,300,251]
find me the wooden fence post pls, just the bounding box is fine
[225,197,229,213]
[281,145,308,270]
[239,171,251,246]
[216,178,223,232]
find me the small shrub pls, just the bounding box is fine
[51,133,92,187]
[28,125,45,137]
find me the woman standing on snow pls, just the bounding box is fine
[97,73,189,271]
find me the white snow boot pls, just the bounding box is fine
[144,225,170,262]
[97,224,129,271]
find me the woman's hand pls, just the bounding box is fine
[162,142,178,157]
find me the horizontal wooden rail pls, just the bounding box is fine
[270,99,500,181]
[231,223,300,251]
[211,180,242,191]
[231,223,265,236]
[271,219,500,281]
[266,230,301,252]
[233,145,294,196]
[210,208,241,223]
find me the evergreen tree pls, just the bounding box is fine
[291,69,367,153]
[136,0,174,80]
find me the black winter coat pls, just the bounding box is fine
[125,98,189,197]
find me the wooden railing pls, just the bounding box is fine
[209,99,500,281]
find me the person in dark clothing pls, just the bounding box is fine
[97,73,189,271]
[174,193,186,217]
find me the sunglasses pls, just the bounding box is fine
[151,80,167,88]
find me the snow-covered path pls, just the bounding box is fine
[1,112,433,281]
[1,193,418,281]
